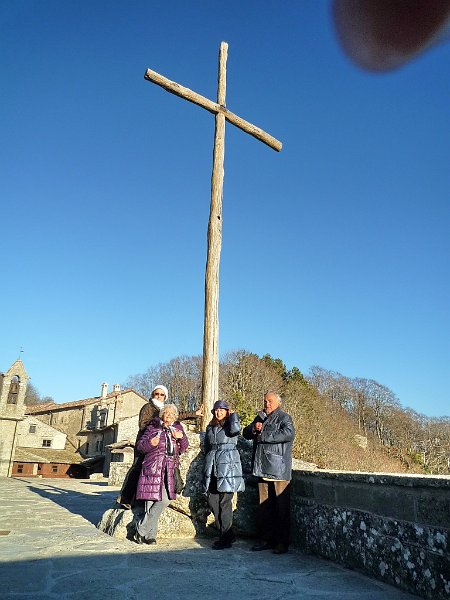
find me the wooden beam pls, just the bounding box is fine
[200,42,227,430]
[144,68,282,152]
[143,43,282,430]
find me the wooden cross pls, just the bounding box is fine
[144,42,282,430]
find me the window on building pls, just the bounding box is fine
[85,443,90,454]
[96,440,103,452]
[29,424,37,434]
[17,464,24,473]
[52,465,58,473]
[37,464,42,471]
[42,439,52,447]
[99,410,107,428]
[7,375,19,404]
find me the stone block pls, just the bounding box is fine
[416,492,450,529]
[97,504,196,540]
[292,481,450,600]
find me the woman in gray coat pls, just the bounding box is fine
[203,399,245,550]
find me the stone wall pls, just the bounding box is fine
[102,433,449,600]
[0,420,18,478]
[35,406,85,451]
[115,391,147,421]
[292,470,450,600]
[17,416,66,449]
[0,359,29,476]
[116,415,139,444]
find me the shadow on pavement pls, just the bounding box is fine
[15,479,118,525]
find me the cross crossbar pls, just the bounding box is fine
[144,68,282,152]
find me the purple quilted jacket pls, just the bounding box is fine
[136,418,188,502]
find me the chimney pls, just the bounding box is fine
[101,383,108,398]
[113,384,121,393]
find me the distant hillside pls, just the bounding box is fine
[124,350,448,475]
[283,378,423,473]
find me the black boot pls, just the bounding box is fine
[132,531,147,545]
[227,528,236,544]
[212,528,235,550]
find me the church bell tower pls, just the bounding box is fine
[0,359,29,476]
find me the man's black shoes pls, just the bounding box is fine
[212,538,232,550]
[273,543,288,554]
[130,531,156,545]
[251,541,273,551]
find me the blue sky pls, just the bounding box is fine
[1,1,449,417]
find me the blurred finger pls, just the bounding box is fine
[333,0,450,71]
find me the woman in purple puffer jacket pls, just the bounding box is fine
[132,403,188,545]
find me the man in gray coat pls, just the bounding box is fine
[243,391,295,554]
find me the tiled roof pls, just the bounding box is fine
[14,447,83,465]
[25,388,147,414]
[25,402,58,413]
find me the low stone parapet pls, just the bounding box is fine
[292,470,450,600]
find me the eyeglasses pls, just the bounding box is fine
[153,392,166,397]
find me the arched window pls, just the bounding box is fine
[7,375,20,404]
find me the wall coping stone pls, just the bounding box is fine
[296,469,450,489]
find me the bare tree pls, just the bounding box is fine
[308,366,354,412]
[124,352,448,474]
[220,350,284,425]
[160,355,203,411]
[124,365,161,399]
[125,356,203,411]
[24,383,54,406]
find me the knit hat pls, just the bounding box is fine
[150,385,168,409]
[212,399,230,413]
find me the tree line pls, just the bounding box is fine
[24,383,54,406]
[124,350,450,475]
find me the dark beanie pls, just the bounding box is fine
[212,400,230,413]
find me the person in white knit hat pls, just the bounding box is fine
[117,384,202,509]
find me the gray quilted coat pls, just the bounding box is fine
[203,412,245,493]
[242,407,295,481]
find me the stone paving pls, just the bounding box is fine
[0,477,419,599]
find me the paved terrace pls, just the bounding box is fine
[0,477,419,599]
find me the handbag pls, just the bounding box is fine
[174,467,185,494]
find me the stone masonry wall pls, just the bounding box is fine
[291,470,450,600]
[0,420,18,477]
[0,359,28,476]
[17,416,66,449]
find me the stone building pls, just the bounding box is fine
[17,415,67,450]
[1,358,149,478]
[0,359,29,477]
[26,384,148,475]
[12,446,85,478]
[10,415,86,478]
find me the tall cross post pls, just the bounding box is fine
[144,42,282,430]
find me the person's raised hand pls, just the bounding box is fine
[151,433,161,446]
